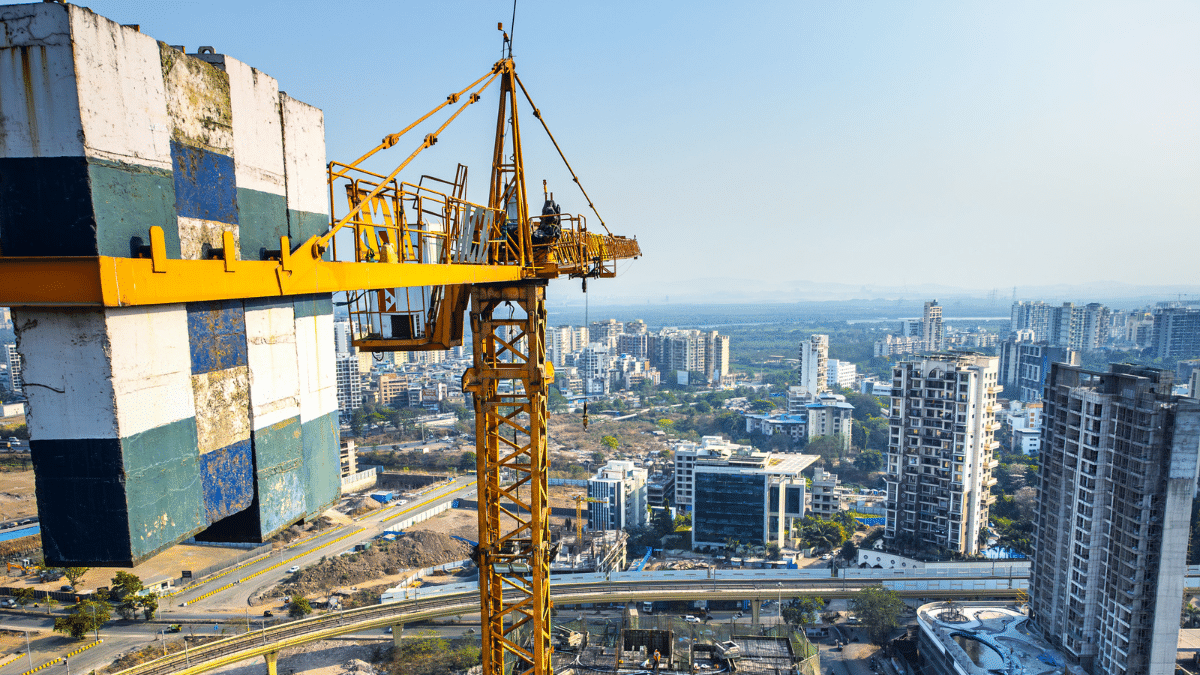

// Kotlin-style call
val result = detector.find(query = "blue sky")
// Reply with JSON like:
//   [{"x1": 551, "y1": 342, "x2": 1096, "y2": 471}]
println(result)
[{"x1": 86, "y1": 1, "x2": 1200, "y2": 302}]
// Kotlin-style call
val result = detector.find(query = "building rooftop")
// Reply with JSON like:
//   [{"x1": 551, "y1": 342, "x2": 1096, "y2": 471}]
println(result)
[{"x1": 917, "y1": 602, "x2": 1084, "y2": 675}]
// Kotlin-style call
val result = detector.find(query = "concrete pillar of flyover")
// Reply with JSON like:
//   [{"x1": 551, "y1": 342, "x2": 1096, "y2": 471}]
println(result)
[
  {"x1": 751, "y1": 599, "x2": 761, "y2": 625},
  {"x1": 264, "y1": 651, "x2": 280, "y2": 675},
  {"x1": 393, "y1": 624, "x2": 405, "y2": 648},
  {"x1": 0, "y1": 3, "x2": 340, "y2": 566}
]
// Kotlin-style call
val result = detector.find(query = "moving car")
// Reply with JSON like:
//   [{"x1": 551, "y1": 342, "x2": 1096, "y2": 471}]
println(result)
[
  {"x1": 288, "y1": 566, "x2": 300, "y2": 573},
  {"x1": 684, "y1": 615, "x2": 702, "y2": 624}
]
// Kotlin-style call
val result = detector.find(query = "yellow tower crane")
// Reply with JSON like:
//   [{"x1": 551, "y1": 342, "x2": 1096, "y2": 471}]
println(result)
[
  {"x1": 571, "y1": 494, "x2": 606, "y2": 543},
  {"x1": 0, "y1": 54, "x2": 638, "y2": 675}
]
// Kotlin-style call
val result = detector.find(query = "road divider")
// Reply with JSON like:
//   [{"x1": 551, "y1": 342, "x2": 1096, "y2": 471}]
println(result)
[
  {"x1": 0, "y1": 653, "x2": 22, "y2": 669},
  {"x1": 64, "y1": 639, "x2": 102, "y2": 658}
]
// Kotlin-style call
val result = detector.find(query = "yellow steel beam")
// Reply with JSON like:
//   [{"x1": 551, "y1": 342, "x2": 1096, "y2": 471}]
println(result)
[{"x1": 0, "y1": 251, "x2": 523, "y2": 308}]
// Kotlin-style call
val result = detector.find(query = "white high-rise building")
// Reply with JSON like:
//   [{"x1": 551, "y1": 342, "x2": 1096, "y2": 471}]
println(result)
[
  {"x1": 1031, "y1": 364, "x2": 1199, "y2": 675},
  {"x1": 587, "y1": 460, "x2": 648, "y2": 531},
  {"x1": 4, "y1": 344, "x2": 20, "y2": 394},
  {"x1": 578, "y1": 344, "x2": 612, "y2": 396},
  {"x1": 825, "y1": 359, "x2": 857, "y2": 390},
  {"x1": 334, "y1": 319, "x2": 353, "y2": 355},
  {"x1": 335, "y1": 353, "x2": 362, "y2": 414},
  {"x1": 922, "y1": 300, "x2": 944, "y2": 352},
  {"x1": 797, "y1": 335, "x2": 829, "y2": 394},
  {"x1": 884, "y1": 353, "x2": 999, "y2": 555}
]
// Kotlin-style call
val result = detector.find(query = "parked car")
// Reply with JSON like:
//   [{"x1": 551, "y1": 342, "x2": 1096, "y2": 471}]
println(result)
[
  {"x1": 60, "y1": 585, "x2": 73, "y2": 592},
  {"x1": 684, "y1": 615, "x2": 701, "y2": 624},
  {"x1": 263, "y1": 611, "x2": 274, "y2": 618}
]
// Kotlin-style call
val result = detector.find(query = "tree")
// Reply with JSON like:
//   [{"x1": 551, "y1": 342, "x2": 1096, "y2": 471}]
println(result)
[
  {"x1": 111, "y1": 571, "x2": 143, "y2": 598},
  {"x1": 748, "y1": 399, "x2": 776, "y2": 413},
  {"x1": 854, "y1": 449, "x2": 884, "y2": 473},
  {"x1": 766, "y1": 542, "x2": 782, "y2": 560},
  {"x1": 655, "y1": 419, "x2": 674, "y2": 432},
  {"x1": 44, "y1": 596, "x2": 58, "y2": 615},
  {"x1": 781, "y1": 597, "x2": 826, "y2": 627},
  {"x1": 63, "y1": 567, "x2": 88, "y2": 589},
  {"x1": 288, "y1": 595, "x2": 313, "y2": 618},
  {"x1": 53, "y1": 599, "x2": 109, "y2": 640},
  {"x1": 799, "y1": 517, "x2": 846, "y2": 551},
  {"x1": 601, "y1": 435, "x2": 619, "y2": 451},
  {"x1": 13, "y1": 588, "x2": 34, "y2": 608},
  {"x1": 850, "y1": 586, "x2": 905, "y2": 645},
  {"x1": 839, "y1": 540, "x2": 858, "y2": 561},
  {"x1": 140, "y1": 592, "x2": 159, "y2": 621},
  {"x1": 1013, "y1": 486, "x2": 1037, "y2": 521},
  {"x1": 350, "y1": 408, "x2": 366, "y2": 436}
]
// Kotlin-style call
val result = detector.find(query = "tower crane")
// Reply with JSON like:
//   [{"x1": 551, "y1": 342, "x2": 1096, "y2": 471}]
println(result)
[
  {"x1": 0, "y1": 39, "x2": 637, "y2": 675},
  {"x1": 571, "y1": 494, "x2": 606, "y2": 543}
]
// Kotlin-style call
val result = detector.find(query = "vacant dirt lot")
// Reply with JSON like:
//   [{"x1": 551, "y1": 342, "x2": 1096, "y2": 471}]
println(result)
[{"x1": 0, "y1": 469, "x2": 36, "y2": 522}]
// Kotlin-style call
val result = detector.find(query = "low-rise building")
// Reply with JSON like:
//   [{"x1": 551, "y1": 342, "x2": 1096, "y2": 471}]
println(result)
[
  {"x1": 743, "y1": 413, "x2": 807, "y2": 443},
  {"x1": 916, "y1": 602, "x2": 1083, "y2": 675},
  {"x1": 805, "y1": 392, "x2": 854, "y2": 451},
  {"x1": 645, "y1": 473, "x2": 675, "y2": 508},
  {"x1": 339, "y1": 440, "x2": 357, "y2": 478},
  {"x1": 688, "y1": 447, "x2": 818, "y2": 549},
  {"x1": 809, "y1": 468, "x2": 840, "y2": 518}
]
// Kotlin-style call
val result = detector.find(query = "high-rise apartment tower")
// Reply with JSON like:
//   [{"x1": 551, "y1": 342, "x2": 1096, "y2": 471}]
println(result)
[
  {"x1": 797, "y1": 334, "x2": 829, "y2": 394},
  {"x1": 885, "y1": 353, "x2": 999, "y2": 555}
]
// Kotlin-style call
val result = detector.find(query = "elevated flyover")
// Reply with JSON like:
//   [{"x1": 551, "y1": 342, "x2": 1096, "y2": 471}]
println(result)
[{"x1": 114, "y1": 565, "x2": 1029, "y2": 675}]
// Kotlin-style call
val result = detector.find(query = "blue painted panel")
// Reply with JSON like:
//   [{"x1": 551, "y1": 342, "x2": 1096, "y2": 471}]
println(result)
[
  {"x1": 186, "y1": 300, "x2": 248, "y2": 374},
  {"x1": 171, "y1": 141, "x2": 238, "y2": 224},
  {"x1": 0, "y1": 525, "x2": 39, "y2": 542},
  {"x1": 199, "y1": 439, "x2": 254, "y2": 523}
]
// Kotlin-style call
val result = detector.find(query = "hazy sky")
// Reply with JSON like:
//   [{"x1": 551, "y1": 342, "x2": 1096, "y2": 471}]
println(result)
[{"x1": 86, "y1": 1, "x2": 1200, "y2": 301}]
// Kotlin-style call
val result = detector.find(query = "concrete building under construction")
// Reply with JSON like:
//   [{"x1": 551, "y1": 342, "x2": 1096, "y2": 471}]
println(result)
[{"x1": 1030, "y1": 363, "x2": 1200, "y2": 675}]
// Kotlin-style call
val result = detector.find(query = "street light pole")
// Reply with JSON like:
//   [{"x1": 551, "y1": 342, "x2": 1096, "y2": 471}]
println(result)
[{"x1": 24, "y1": 630, "x2": 32, "y2": 671}]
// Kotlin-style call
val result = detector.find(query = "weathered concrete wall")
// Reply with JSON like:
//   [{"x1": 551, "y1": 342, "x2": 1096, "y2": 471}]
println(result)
[{"x1": 1, "y1": 4, "x2": 337, "y2": 565}]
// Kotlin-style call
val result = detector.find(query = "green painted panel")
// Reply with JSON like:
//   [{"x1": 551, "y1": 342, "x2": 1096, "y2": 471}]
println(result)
[
  {"x1": 121, "y1": 417, "x2": 206, "y2": 564},
  {"x1": 237, "y1": 187, "x2": 287, "y2": 261},
  {"x1": 287, "y1": 209, "x2": 329, "y2": 259},
  {"x1": 301, "y1": 411, "x2": 340, "y2": 515},
  {"x1": 254, "y1": 415, "x2": 302, "y2": 472},
  {"x1": 293, "y1": 294, "x2": 333, "y2": 319},
  {"x1": 88, "y1": 160, "x2": 181, "y2": 259}
]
